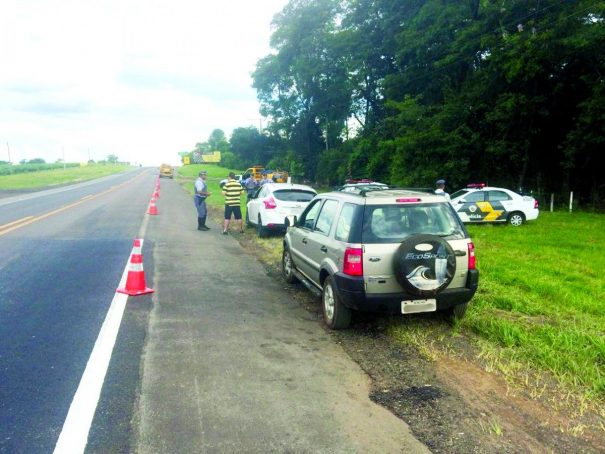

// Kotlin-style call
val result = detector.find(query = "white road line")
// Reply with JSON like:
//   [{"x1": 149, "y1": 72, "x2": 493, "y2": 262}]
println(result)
[{"x1": 53, "y1": 236, "x2": 150, "y2": 454}]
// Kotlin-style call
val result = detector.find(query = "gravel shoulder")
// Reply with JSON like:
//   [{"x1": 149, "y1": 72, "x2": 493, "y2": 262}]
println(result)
[{"x1": 218, "y1": 213, "x2": 605, "y2": 454}]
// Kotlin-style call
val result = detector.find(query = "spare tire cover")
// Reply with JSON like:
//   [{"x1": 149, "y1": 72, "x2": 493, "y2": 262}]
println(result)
[{"x1": 393, "y1": 234, "x2": 456, "y2": 297}]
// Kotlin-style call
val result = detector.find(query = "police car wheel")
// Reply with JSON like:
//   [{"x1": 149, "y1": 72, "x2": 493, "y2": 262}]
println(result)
[
  {"x1": 508, "y1": 212, "x2": 525, "y2": 227},
  {"x1": 393, "y1": 234, "x2": 457, "y2": 298}
]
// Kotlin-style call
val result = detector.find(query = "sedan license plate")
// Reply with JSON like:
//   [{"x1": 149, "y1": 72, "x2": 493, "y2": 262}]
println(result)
[{"x1": 401, "y1": 299, "x2": 436, "y2": 314}]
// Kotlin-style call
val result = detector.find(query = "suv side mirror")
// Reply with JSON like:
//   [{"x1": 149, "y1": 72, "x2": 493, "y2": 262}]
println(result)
[{"x1": 285, "y1": 215, "x2": 298, "y2": 228}]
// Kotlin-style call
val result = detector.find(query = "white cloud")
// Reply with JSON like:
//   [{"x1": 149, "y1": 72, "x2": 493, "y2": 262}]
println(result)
[{"x1": 0, "y1": 0, "x2": 287, "y2": 166}]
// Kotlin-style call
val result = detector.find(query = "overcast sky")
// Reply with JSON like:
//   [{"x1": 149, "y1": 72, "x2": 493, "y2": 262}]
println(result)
[{"x1": 0, "y1": 0, "x2": 288, "y2": 166}]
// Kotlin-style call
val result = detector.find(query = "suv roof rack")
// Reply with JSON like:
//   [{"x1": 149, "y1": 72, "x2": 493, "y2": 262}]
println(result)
[{"x1": 354, "y1": 187, "x2": 434, "y2": 197}]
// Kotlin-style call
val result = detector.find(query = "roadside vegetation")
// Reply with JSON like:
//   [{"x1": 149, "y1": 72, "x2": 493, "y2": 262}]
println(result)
[
  {"x1": 180, "y1": 1, "x2": 604, "y2": 211},
  {"x1": 0, "y1": 164, "x2": 132, "y2": 190},
  {"x1": 390, "y1": 213, "x2": 605, "y2": 412}
]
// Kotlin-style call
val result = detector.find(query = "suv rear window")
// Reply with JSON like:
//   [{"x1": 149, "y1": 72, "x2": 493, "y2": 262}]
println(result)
[
  {"x1": 362, "y1": 203, "x2": 465, "y2": 243},
  {"x1": 273, "y1": 189, "x2": 316, "y2": 202}
]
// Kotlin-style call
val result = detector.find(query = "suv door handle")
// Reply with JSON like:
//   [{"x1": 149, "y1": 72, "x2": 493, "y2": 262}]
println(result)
[
  {"x1": 320, "y1": 246, "x2": 328, "y2": 253},
  {"x1": 454, "y1": 250, "x2": 466, "y2": 256},
  {"x1": 302, "y1": 238, "x2": 308, "y2": 244}
]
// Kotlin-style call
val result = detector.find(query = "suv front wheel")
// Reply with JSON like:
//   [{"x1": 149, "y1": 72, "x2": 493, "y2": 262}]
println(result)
[{"x1": 322, "y1": 276, "x2": 351, "y2": 330}]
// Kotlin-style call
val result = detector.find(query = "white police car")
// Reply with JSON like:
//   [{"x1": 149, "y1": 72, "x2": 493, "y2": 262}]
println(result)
[{"x1": 450, "y1": 184, "x2": 539, "y2": 226}]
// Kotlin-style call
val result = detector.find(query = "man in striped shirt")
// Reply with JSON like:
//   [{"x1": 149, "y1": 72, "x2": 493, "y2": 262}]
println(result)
[{"x1": 221, "y1": 172, "x2": 245, "y2": 235}]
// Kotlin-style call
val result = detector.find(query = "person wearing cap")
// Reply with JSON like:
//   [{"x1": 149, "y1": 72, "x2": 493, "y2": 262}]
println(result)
[
  {"x1": 194, "y1": 170, "x2": 211, "y2": 231},
  {"x1": 244, "y1": 173, "x2": 259, "y2": 201},
  {"x1": 435, "y1": 179, "x2": 451, "y2": 201}
]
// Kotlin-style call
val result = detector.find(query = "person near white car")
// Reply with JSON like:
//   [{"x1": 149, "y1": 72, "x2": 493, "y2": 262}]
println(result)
[{"x1": 434, "y1": 179, "x2": 451, "y2": 201}]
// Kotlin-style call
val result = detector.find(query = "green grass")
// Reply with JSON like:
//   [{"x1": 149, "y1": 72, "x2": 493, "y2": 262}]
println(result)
[
  {"x1": 389, "y1": 212, "x2": 605, "y2": 401},
  {"x1": 0, "y1": 164, "x2": 132, "y2": 189},
  {"x1": 177, "y1": 164, "x2": 246, "y2": 209}
]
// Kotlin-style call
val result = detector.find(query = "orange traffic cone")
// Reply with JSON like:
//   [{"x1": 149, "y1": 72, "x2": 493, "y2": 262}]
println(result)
[
  {"x1": 117, "y1": 239, "x2": 154, "y2": 296},
  {"x1": 148, "y1": 197, "x2": 158, "y2": 215},
  {"x1": 153, "y1": 188, "x2": 160, "y2": 199}
]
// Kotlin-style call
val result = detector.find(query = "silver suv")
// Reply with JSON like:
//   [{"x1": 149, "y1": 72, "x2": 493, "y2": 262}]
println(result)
[{"x1": 282, "y1": 189, "x2": 479, "y2": 329}]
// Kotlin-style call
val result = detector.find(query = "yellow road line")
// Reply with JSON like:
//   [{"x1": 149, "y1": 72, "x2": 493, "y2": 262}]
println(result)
[
  {"x1": 0, "y1": 216, "x2": 34, "y2": 232},
  {"x1": 0, "y1": 171, "x2": 149, "y2": 238}
]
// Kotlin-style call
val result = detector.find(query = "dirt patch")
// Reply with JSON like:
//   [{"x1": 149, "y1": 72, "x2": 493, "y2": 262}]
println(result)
[{"x1": 215, "y1": 210, "x2": 604, "y2": 453}]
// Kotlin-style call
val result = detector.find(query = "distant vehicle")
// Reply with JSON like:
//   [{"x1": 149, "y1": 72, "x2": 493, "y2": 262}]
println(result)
[
  {"x1": 450, "y1": 184, "x2": 539, "y2": 226},
  {"x1": 159, "y1": 163, "x2": 173, "y2": 179},
  {"x1": 243, "y1": 166, "x2": 289, "y2": 183},
  {"x1": 282, "y1": 189, "x2": 478, "y2": 329},
  {"x1": 246, "y1": 183, "x2": 317, "y2": 237},
  {"x1": 337, "y1": 179, "x2": 389, "y2": 193}
]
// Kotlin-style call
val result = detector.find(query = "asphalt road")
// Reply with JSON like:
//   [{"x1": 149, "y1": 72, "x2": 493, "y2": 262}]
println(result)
[
  {"x1": 0, "y1": 169, "x2": 428, "y2": 453},
  {"x1": 0, "y1": 168, "x2": 155, "y2": 453}
]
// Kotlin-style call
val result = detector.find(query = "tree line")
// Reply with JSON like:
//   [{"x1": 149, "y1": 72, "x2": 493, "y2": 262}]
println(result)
[{"x1": 195, "y1": 0, "x2": 605, "y2": 208}]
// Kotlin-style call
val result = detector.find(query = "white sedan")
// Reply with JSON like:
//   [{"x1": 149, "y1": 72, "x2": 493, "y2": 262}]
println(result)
[
  {"x1": 450, "y1": 184, "x2": 539, "y2": 226},
  {"x1": 246, "y1": 183, "x2": 317, "y2": 237}
]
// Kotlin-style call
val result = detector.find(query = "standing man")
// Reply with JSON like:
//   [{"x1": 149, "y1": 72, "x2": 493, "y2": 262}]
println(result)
[
  {"x1": 194, "y1": 170, "x2": 211, "y2": 231},
  {"x1": 222, "y1": 172, "x2": 245, "y2": 235},
  {"x1": 435, "y1": 179, "x2": 451, "y2": 201},
  {"x1": 244, "y1": 173, "x2": 259, "y2": 202}
]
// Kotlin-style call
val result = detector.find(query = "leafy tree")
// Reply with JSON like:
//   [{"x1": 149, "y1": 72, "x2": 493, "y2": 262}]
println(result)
[
  {"x1": 208, "y1": 129, "x2": 230, "y2": 152},
  {"x1": 107, "y1": 154, "x2": 119, "y2": 164}
]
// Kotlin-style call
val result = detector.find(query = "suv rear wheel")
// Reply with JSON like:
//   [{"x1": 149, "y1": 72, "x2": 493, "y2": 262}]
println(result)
[
  {"x1": 282, "y1": 248, "x2": 299, "y2": 284},
  {"x1": 322, "y1": 276, "x2": 351, "y2": 329},
  {"x1": 445, "y1": 302, "x2": 468, "y2": 322}
]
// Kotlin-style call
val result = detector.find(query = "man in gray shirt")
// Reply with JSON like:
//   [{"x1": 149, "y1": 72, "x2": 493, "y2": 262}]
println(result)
[{"x1": 194, "y1": 170, "x2": 211, "y2": 230}]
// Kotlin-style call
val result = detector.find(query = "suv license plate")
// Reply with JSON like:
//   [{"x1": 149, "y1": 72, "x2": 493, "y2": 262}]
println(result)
[{"x1": 401, "y1": 299, "x2": 437, "y2": 314}]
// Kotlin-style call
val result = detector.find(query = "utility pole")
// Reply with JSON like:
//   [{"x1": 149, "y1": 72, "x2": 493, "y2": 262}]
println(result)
[
  {"x1": 248, "y1": 118, "x2": 264, "y2": 134},
  {"x1": 6, "y1": 142, "x2": 10, "y2": 163},
  {"x1": 62, "y1": 147, "x2": 66, "y2": 170}
]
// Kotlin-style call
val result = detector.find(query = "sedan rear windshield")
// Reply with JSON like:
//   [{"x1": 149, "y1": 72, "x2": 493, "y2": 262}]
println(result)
[
  {"x1": 362, "y1": 203, "x2": 466, "y2": 243},
  {"x1": 273, "y1": 189, "x2": 316, "y2": 202}
]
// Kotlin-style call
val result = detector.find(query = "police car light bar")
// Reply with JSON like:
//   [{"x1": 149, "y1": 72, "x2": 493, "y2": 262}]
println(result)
[{"x1": 467, "y1": 183, "x2": 486, "y2": 188}]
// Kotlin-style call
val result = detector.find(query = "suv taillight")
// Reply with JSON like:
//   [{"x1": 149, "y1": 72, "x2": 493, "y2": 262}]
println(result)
[
  {"x1": 534, "y1": 199, "x2": 539, "y2": 209},
  {"x1": 468, "y1": 242, "x2": 476, "y2": 270},
  {"x1": 343, "y1": 248, "x2": 363, "y2": 276},
  {"x1": 263, "y1": 197, "x2": 277, "y2": 209}
]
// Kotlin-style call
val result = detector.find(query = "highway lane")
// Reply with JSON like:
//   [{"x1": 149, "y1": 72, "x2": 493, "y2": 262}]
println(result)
[
  {"x1": 0, "y1": 169, "x2": 144, "y2": 229},
  {"x1": 0, "y1": 168, "x2": 156, "y2": 453}
]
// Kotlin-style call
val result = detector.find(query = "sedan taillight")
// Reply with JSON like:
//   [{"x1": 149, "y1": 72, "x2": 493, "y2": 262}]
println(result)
[
  {"x1": 263, "y1": 197, "x2": 277, "y2": 209},
  {"x1": 343, "y1": 248, "x2": 363, "y2": 276},
  {"x1": 534, "y1": 199, "x2": 539, "y2": 209},
  {"x1": 468, "y1": 242, "x2": 476, "y2": 270}
]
